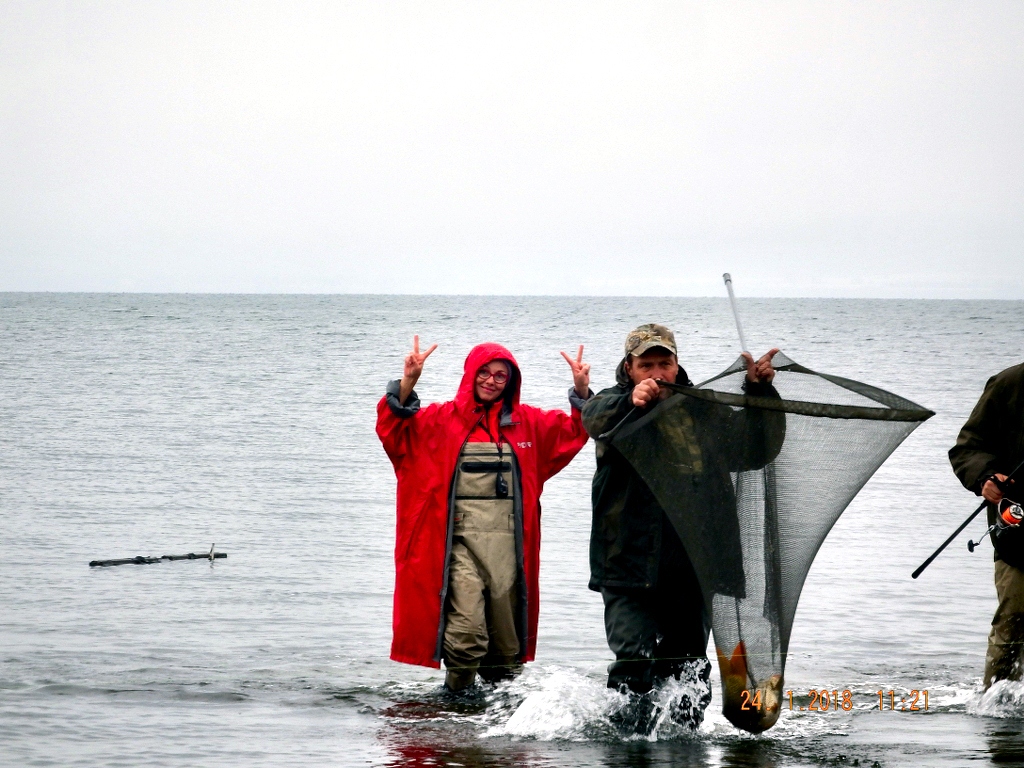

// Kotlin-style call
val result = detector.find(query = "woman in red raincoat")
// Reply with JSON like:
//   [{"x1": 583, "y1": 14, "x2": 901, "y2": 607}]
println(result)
[{"x1": 376, "y1": 337, "x2": 591, "y2": 690}]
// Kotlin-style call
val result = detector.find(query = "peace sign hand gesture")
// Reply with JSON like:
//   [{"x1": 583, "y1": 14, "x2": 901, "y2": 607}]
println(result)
[
  {"x1": 404, "y1": 335, "x2": 437, "y2": 380},
  {"x1": 742, "y1": 348, "x2": 780, "y2": 384},
  {"x1": 400, "y1": 335, "x2": 437, "y2": 404},
  {"x1": 560, "y1": 345, "x2": 591, "y2": 399}
]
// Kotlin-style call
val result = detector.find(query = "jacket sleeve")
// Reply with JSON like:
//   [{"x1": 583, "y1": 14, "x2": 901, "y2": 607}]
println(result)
[
  {"x1": 533, "y1": 388, "x2": 592, "y2": 482},
  {"x1": 376, "y1": 379, "x2": 423, "y2": 471},
  {"x1": 720, "y1": 380, "x2": 787, "y2": 471},
  {"x1": 581, "y1": 386, "x2": 635, "y2": 440},
  {"x1": 949, "y1": 373, "x2": 1007, "y2": 493}
]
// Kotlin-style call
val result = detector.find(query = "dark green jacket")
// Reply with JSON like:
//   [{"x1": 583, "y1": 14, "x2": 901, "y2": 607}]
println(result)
[
  {"x1": 582, "y1": 372, "x2": 782, "y2": 592},
  {"x1": 949, "y1": 362, "x2": 1024, "y2": 563}
]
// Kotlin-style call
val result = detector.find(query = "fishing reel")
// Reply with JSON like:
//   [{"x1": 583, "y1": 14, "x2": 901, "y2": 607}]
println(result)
[{"x1": 968, "y1": 498, "x2": 1024, "y2": 552}]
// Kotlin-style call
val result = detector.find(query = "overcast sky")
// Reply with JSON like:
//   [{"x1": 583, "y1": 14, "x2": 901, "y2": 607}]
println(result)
[{"x1": 2, "y1": 1, "x2": 1022, "y2": 297}]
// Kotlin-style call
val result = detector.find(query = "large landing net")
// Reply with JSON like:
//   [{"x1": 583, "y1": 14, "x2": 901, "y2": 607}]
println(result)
[{"x1": 608, "y1": 352, "x2": 933, "y2": 732}]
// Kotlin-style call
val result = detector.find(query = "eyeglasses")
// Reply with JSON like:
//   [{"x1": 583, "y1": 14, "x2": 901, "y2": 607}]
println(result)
[{"x1": 476, "y1": 368, "x2": 509, "y2": 384}]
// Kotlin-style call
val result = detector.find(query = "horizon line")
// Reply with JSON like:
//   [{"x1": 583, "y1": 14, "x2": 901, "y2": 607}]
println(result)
[{"x1": 1, "y1": 290, "x2": 1022, "y2": 301}]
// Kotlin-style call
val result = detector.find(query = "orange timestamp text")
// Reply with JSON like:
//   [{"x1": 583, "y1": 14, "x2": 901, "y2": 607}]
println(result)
[{"x1": 740, "y1": 689, "x2": 930, "y2": 712}]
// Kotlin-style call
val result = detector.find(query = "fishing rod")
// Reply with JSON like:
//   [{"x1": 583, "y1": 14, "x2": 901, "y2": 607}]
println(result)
[
  {"x1": 89, "y1": 544, "x2": 225, "y2": 567},
  {"x1": 912, "y1": 460, "x2": 1024, "y2": 579},
  {"x1": 968, "y1": 498, "x2": 1024, "y2": 552}
]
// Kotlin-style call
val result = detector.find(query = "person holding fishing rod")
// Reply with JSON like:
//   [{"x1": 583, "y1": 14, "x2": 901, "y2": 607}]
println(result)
[
  {"x1": 579, "y1": 323, "x2": 782, "y2": 730},
  {"x1": 376, "y1": 336, "x2": 592, "y2": 692},
  {"x1": 949, "y1": 362, "x2": 1024, "y2": 690}
]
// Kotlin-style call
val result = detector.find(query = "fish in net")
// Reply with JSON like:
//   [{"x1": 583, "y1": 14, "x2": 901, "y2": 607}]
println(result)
[{"x1": 605, "y1": 351, "x2": 933, "y2": 733}]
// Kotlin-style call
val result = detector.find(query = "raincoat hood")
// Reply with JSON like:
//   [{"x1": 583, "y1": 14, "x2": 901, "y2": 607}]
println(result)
[{"x1": 455, "y1": 343, "x2": 522, "y2": 415}]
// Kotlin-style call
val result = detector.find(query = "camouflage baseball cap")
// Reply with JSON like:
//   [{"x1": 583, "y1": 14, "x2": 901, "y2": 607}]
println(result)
[{"x1": 624, "y1": 323, "x2": 677, "y2": 357}]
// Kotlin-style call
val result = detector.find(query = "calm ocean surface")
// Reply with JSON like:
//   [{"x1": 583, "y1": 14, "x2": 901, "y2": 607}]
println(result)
[{"x1": 2, "y1": 293, "x2": 1024, "y2": 767}]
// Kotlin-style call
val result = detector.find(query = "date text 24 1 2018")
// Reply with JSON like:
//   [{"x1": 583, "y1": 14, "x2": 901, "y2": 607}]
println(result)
[{"x1": 740, "y1": 689, "x2": 929, "y2": 712}]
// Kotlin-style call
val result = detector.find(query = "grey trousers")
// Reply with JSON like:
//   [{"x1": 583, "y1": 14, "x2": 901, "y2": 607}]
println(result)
[
  {"x1": 601, "y1": 518, "x2": 709, "y2": 694},
  {"x1": 985, "y1": 559, "x2": 1024, "y2": 689}
]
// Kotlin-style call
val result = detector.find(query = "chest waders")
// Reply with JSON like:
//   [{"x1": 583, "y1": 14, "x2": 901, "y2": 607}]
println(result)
[{"x1": 442, "y1": 440, "x2": 525, "y2": 691}]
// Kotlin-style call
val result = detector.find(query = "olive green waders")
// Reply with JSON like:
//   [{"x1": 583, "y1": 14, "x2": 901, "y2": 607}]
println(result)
[
  {"x1": 985, "y1": 559, "x2": 1024, "y2": 689},
  {"x1": 443, "y1": 442, "x2": 523, "y2": 690}
]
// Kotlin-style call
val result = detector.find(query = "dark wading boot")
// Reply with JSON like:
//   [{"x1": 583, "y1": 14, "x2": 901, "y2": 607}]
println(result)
[
  {"x1": 607, "y1": 670, "x2": 661, "y2": 738},
  {"x1": 477, "y1": 661, "x2": 523, "y2": 686},
  {"x1": 608, "y1": 658, "x2": 713, "y2": 736},
  {"x1": 666, "y1": 658, "x2": 713, "y2": 729},
  {"x1": 443, "y1": 667, "x2": 478, "y2": 695},
  {"x1": 610, "y1": 689, "x2": 660, "y2": 737}
]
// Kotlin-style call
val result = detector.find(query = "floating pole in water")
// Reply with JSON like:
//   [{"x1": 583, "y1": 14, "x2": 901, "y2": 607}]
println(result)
[{"x1": 89, "y1": 544, "x2": 226, "y2": 567}]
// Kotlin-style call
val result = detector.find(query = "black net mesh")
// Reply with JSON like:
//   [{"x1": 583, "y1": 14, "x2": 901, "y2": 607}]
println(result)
[{"x1": 606, "y1": 352, "x2": 933, "y2": 732}]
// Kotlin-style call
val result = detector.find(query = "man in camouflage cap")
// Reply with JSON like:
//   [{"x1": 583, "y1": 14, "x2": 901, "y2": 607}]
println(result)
[
  {"x1": 581, "y1": 323, "x2": 778, "y2": 731},
  {"x1": 624, "y1": 323, "x2": 678, "y2": 357}
]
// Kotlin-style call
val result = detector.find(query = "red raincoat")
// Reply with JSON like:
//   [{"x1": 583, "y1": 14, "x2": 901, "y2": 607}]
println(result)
[{"x1": 376, "y1": 343, "x2": 589, "y2": 668}]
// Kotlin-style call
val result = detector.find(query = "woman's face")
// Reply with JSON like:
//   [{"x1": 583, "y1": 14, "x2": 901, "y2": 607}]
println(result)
[{"x1": 474, "y1": 360, "x2": 510, "y2": 403}]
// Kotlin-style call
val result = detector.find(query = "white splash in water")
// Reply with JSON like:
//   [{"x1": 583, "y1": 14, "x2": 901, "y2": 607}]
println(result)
[
  {"x1": 482, "y1": 666, "x2": 615, "y2": 740},
  {"x1": 924, "y1": 681, "x2": 977, "y2": 711},
  {"x1": 968, "y1": 679, "x2": 1024, "y2": 718},
  {"x1": 479, "y1": 663, "x2": 714, "y2": 741}
]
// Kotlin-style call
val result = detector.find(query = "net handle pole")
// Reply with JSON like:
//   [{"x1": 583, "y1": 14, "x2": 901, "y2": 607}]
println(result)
[
  {"x1": 722, "y1": 273, "x2": 749, "y2": 354},
  {"x1": 912, "y1": 456, "x2": 1024, "y2": 579}
]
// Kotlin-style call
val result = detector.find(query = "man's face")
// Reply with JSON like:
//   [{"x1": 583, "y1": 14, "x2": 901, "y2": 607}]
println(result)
[
  {"x1": 625, "y1": 348, "x2": 678, "y2": 386},
  {"x1": 474, "y1": 360, "x2": 510, "y2": 403}
]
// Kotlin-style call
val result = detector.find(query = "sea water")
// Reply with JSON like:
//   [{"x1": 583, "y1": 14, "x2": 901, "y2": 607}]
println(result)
[{"x1": 2, "y1": 293, "x2": 1023, "y2": 767}]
